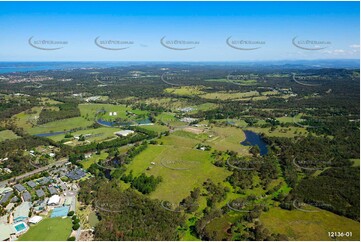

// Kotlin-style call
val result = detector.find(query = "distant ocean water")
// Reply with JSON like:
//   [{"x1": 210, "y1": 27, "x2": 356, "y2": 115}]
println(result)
[
  {"x1": 0, "y1": 60, "x2": 358, "y2": 74},
  {"x1": 0, "y1": 62, "x2": 130, "y2": 74}
]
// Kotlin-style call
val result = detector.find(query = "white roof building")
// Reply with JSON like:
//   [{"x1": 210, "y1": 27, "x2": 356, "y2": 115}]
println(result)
[
  {"x1": 47, "y1": 195, "x2": 60, "y2": 205},
  {"x1": 29, "y1": 216, "x2": 43, "y2": 224},
  {"x1": 114, "y1": 130, "x2": 135, "y2": 137}
]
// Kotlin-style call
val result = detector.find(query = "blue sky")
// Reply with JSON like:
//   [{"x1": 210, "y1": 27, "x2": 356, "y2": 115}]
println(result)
[{"x1": 0, "y1": 1, "x2": 359, "y2": 61}]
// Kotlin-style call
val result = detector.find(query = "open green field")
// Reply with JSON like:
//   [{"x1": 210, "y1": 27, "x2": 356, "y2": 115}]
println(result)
[
  {"x1": 164, "y1": 86, "x2": 206, "y2": 96},
  {"x1": 79, "y1": 103, "x2": 148, "y2": 120},
  {"x1": 0, "y1": 129, "x2": 20, "y2": 141},
  {"x1": 126, "y1": 144, "x2": 231, "y2": 204},
  {"x1": 248, "y1": 126, "x2": 308, "y2": 138},
  {"x1": 12, "y1": 106, "x2": 43, "y2": 130},
  {"x1": 277, "y1": 113, "x2": 303, "y2": 123},
  {"x1": 81, "y1": 151, "x2": 109, "y2": 169},
  {"x1": 200, "y1": 91, "x2": 259, "y2": 100},
  {"x1": 160, "y1": 131, "x2": 202, "y2": 148},
  {"x1": 205, "y1": 78, "x2": 257, "y2": 85},
  {"x1": 49, "y1": 127, "x2": 119, "y2": 143},
  {"x1": 204, "y1": 213, "x2": 243, "y2": 240},
  {"x1": 38, "y1": 97, "x2": 63, "y2": 105},
  {"x1": 19, "y1": 217, "x2": 72, "y2": 241},
  {"x1": 351, "y1": 159, "x2": 360, "y2": 167},
  {"x1": 260, "y1": 207, "x2": 360, "y2": 241},
  {"x1": 28, "y1": 117, "x2": 93, "y2": 135},
  {"x1": 145, "y1": 98, "x2": 193, "y2": 111},
  {"x1": 139, "y1": 124, "x2": 169, "y2": 133},
  {"x1": 205, "y1": 126, "x2": 249, "y2": 155}
]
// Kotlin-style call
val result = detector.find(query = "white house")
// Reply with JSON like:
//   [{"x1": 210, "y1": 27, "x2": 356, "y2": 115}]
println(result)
[
  {"x1": 114, "y1": 130, "x2": 135, "y2": 137},
  {"x1": 47, "y1": 195, "x2": 60, "y2": 206},
  {"x1": 29, "y1": 216, "x2": 43, "y2": 224}
]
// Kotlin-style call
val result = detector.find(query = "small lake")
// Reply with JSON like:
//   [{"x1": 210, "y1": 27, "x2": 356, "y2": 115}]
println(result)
[
  {"x1": 34, "y1": 131, "x2": 66, "y2": 137},
  {"x1": 97, "y1": 118, "x2": 152, "y2": 127},
  {"x1": 241, "y1": 130, "x2": 268, "y2": 156}
]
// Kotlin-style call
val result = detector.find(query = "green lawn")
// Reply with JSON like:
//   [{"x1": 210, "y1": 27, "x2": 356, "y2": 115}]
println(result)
[
  {"x1": 19, "y1": 217, "x2": 72, "y2": 241},
  {"x1": 49, "y1": 127, "x2": 120, "y2": 143},
  {"x1": 139, "y1": 124, "x2": 169, "y2": 133},
  {"x1": 126, "y1": 144, "x2": 231, "y2": 204},
  {"x1": 0, "y1": 130, "x2": 20, "y2": 142},
  {"x1": 164, "y1": 86, "x2": 206, "y2": 96},
  {"x1": 28, "y1": 117, "x2": 93, "y2": 135},
  {"x1": 81, "y1": 151, "x2": 109, "y2": 170},
  {"x1": 79, "y1": 103, "x2": 148, "y2": 120},
  {"x1": 260, "y1": 207, "x2": 360, "y2": 241},
  {"x1": 12, "y1": 106, "x2": 43, "y2": 130},
  {"x1": 205, "y1": 126, "x2": 249, "y2": 155},
  {"x1": 351, "y1": 159, "x2": 360, "y2": 167},
  {"x1": 248, "y1": 126, "x2": 308, "y2": 138}
]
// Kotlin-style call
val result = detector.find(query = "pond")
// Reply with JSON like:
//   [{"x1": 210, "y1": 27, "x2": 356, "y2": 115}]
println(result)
[
  {"x1": 97, "y1": 118, "x2": 152, "y2": 127},
  {"x1": 241, "y1": 130, "x2": 268, "y2": 156},
  {"x1": 34, "y1": 131, "x2": 66, "y2": 137}
]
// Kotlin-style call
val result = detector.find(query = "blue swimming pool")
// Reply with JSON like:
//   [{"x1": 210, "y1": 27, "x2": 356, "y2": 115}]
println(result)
[
  {"x1": 14, "y1": 222, "x2": 28, "y2": 233},
  {"x1": 51, "y1": 206, "x2": 70, "y2": 218}
]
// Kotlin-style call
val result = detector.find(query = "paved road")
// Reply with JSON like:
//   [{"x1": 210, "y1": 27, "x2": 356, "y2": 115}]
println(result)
[{"x1": 0, "y1": 157, "x2": 68, "y2": 187}]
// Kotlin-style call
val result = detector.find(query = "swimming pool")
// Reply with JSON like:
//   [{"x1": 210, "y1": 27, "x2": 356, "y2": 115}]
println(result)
[
  {"x1": 51, "y1": 206, "x2": 70, "y2": 218},
  {"x1": 14, "y1": 222, "x2": 28, "y2": 234}
]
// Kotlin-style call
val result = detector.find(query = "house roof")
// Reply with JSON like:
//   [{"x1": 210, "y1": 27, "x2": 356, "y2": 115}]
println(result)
[
  {"x1": 48, "y1": 187, "x2": 57, "y2": 195},
  {"x1": 0, "y1": 224, "x2": 16, "y2": 241},
  {"x1": 14, "y1": 184, "x2": 26, "y2": 192},
  {"x1": 0, "y1": 187, "x2": 13, "y2": 195},
  {"x1": 29, "y1": 216, "x2": 43, "y2": 224},
  {"x1": 13, "y1": 202, "x2": 31, "y2": 220},
  {"x1": 66, "y1": 169, "x2": 86, "y2": 180},
  {"x1": 39, "y1": 177, "x2": 51, "y2": 185},
  {"x1": 22, "y1": 191, "x2": 31, "y2": 202},
  {"x1": 26, "y1": 181, "x2": 37, "y2": 188},
  {"x1": 48, "y1": 195, "x2": 60, "y2": 205},
  {"x1": 36, "y1": 189, "x2": 45, "y2": 197},
  {"x1": 0, "y1": 192, "x2": 13, "y2": 204}
]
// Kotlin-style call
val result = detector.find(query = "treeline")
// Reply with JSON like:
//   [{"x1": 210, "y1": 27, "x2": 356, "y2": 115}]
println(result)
[
  {"x1": 121, "y1": 172, "x2": 162, "y2": 194},
  {"x1": 37, "y1": 102, "x2": 80, "y2": 124},
  {"x1": 73, "y1": 133, "x2": 148, "y2": 153},
  {"x1": 286, "y1": 166, "x2": 360, "y2": 221},
  {"x1": 77, "y1": 178, "x2": 183, "y2": 240}
]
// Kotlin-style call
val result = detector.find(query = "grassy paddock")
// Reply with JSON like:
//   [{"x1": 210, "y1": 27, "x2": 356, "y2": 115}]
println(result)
[
  {"x1": 260, "y1": 207, "x2": 360, "y2": 241},
  {"x1": 126, "y1": 144, "x2": 231, "y2": 204},
  {"x1": 0, "y1": 130, "x2": 20, "y2": 142},
  {"x1": 19, "y1": 217, "x2": 72, "y2": 241}
]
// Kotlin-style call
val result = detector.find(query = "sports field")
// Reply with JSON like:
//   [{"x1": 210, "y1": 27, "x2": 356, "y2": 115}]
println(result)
[{"x1": 18, "y1": 217, "x2": 72, "y2": 241}]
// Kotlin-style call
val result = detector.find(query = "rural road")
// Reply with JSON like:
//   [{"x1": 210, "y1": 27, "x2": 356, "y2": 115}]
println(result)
[{"x1": 0, "y1": 157, "x2": 68, "y2": 187}]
